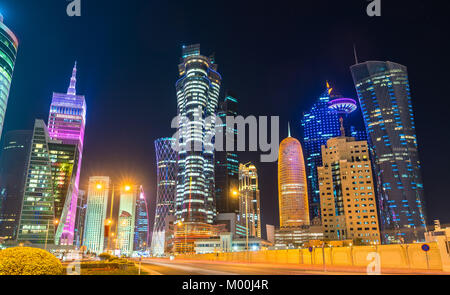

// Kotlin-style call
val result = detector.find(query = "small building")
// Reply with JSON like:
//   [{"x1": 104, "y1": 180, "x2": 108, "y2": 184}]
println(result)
[
  {"x1": 194, "y1": 232, "x2": 270, "y2": 254},
  {"x1": 274, "y1": 225, "x2": 324, "y2": 249}
]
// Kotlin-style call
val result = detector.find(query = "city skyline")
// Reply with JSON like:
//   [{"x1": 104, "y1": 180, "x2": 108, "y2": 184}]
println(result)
[{"x1": 0, "y1": 1, "x2": 449, "y2": 246}]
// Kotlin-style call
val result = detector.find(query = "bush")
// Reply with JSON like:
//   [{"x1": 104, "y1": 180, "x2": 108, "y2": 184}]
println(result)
[{"x1": 0, "y1": 247, "x2": 63, "y2": 275}]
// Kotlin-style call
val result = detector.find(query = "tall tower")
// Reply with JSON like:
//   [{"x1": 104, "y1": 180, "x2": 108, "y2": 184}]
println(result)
[
  {"x1": 278, "y1": 125, "x2": 310, "y2": 228},
  {"x1": 83, "y1": 176, "x2": 110, "y2": 254},
  {"x1": 17, "y1": 120, "x2": 56, "y2": 244},
  {"x1": 0, "y1": 14, "x2": 19, "y2": 140},
  {"x1": 215, "y1": 91, "x2": 239, "y2": 214},
  {"x1": 238, "y1": 163, "x2": 261, "y2": 238},
  {"x1": 350, "y1": 61, "x2": 426, "y2": 243},
  {"x1": 151, "y1": 138, "x2": 177, "y2": 256},
  {"x1": 134, "y1": 186, "x2": 149, "y2": 252},
  {"x1": 0, "y1": 130, "x2": 32, "y2": 241},
  {"x1": 117, "y1": 185, "x2": 137, "y2": 256},
  {"x1": 47, "y1": 62, "x2": 87, "y2": 245},
  {"x1": 174, "y1": 44, "x2": 221, "y2": 253}
]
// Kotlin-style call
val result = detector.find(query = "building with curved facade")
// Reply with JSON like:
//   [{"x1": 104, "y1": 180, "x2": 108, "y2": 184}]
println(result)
[
  {"x1": 151, "y1": 137, "x2": 177, "y2": 256},
  {"x1": 278, "y1": 127, "x2": 309, "y2": 228},
  {"x1": 0, "y1": 14, "x2": 19, "y2": 140}
]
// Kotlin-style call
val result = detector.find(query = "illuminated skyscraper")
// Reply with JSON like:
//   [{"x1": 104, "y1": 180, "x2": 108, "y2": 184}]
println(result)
[
  {"x1": 117, "y1": 185, "x2": 137, "y2": 256},
  {"x1": 278, "y1": 125, "x2": 309, "y2": 228},
  {"x1": 0, "y1": 130, "x2": 32, "y2": 241},
  {"x1": 74, "y1": 190, "x2": 87, "y2": 248},
  {"x1": 174, "y1": 44, "x2": 221, "y2": 253},
  {"x1": 151, "y1": 138, "x2": 177, "y2": 256},
  {"x1": 0, "y1": 14, "x2": 18, "y2": 140},
  {"x1": 47, "y1": 62, "x2": 86, "y2": 245},
  {"x1": 134, "y1": 186, "x2": 149, "y2": 252},
  {"x1": 83, "y1": 176, "x2": 110, "y2": 254},
  {"x1": 350, "y1": 61, "x2": 426, "y2": 243},
  {"x1": 215, "y1": 92, "x2": 239, "y2": 214},
  {"x1": 17, "y1": 120, "x2": 56, "y2": 244},
  {"x1": 238, "y1": 163, "x2": 261, "y2": 238}
]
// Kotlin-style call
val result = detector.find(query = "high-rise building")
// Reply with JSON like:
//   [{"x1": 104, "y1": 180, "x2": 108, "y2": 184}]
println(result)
[
  {"x1": 215, "y1": 92, "x2": 239, "y2": 214},
  {"x1": 318, "y1": 131, "x2": 381, "y2": 244},
  {"x1": 134, "y1": 186, "x2": 149, "y2": 252},
  {"x1": 174, "y1": 44, "x2": 221, "y2": 253},
  {"x1": 0, "y1": 14, "x2": 19, "y2": 140},
  {"x1": 151, "y1": 137, "x2": 177, "y2": 256},
  {"x1": 350, "y1": 61, "x2": 427, "y2": 243},
  {"x1": 74, "y1": 190, "x2": 86, "y2": 248},
  {"x1": 238, "y1": 162, "x2": 261, "y2": 238},
  {"x1": 17, "y1": 120, "x2": 56, "y2": 244},
  {"x1": 47, "y1": 62, "x2": 86, "y2": 245},
  {"x1": 278, "y1": 126, "x2": 310, "y2": 228},
  {"x1": 117, "y1": 185, "x2": 137, "y2": 256},
  {"x1": 0, "y1": 130, "x2": 32, "y2": 241},
  {"x1": 83, "y1": 176, "x2": 110, "y2": 254}
]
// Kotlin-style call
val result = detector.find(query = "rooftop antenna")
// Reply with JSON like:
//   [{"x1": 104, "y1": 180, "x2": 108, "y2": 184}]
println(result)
[
  {"x1": 288, "y1": 122, "x2": 291, "y2": 137},
  {"x1": 353, "y1": 44, "x2": 359, "y2": 64}
]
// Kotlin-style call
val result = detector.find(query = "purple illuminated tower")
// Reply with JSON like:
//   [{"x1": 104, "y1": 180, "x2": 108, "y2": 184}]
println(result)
[{"x1": 48, "y1": 62, "x2": 87, "y2": 245}]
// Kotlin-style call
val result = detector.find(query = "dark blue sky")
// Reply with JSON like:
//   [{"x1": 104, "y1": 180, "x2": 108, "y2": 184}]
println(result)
[{"x1": 1, "y1": 0, "x2": 449, "y2": 237}]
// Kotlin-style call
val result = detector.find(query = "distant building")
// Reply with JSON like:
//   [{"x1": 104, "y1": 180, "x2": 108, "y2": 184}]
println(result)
[
  {"x1": 278, "y1": 126, "x2": 309, "y2": 228},
  {"x1": 318, "y1": 128, "x2": 381, "y2": 245},
  {"x1": 117, "y1": 185, "x2": 138, "y2": 256},
  {"x1": 215, "y1": 92, "x2": 239, "y2": 214},
  {"x1": 274, "y1": 225, "x2": 323, "y2": 248},
  {"x1": 17, "y1": 120, "x2": 56, "y2": 244},
  {"x1": 215, "y1": 213, "x2": 247, "y2": 238},
  {"x1": 0, "y1": 130, "x2": 32, "y2": 241},
  {"x1": 134, "y1": 186, "x2": 149, "y2": 252},
  {"x1": 151, "y1": 138, "x2": 177, "y2": 256},
  {"x1": 83, "y1": 176, "x2": 110, "y2": 254},
  {"x1": 266, "y1": 224, "x2": 275, "y2": 245},
  {"x1": 194, "y1": 232, "x2": 270, "y2": 254},
  {"x1": 0, "y1": 14, "x2": 19, "y2": 139},
  {"x1": 238, "y1": 163, "x2": 261, "y2": 238},
  {"x1": 350, "y1": 61, "x2": 426, "y2": 243},
  {"x1": 74, "y1": 190, "x2": 87, "y2": 248}
]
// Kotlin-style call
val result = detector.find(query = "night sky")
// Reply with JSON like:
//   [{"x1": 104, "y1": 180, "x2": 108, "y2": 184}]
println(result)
[{"x1": 1, "y1": 0, "x2": 449, "y2": 239}]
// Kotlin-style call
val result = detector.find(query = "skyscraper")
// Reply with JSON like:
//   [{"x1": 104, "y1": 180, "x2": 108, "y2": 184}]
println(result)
[
  {"x1": 74, "y1": 190, "x2": 87, "y2": 248},
  {"x1": 134, "y1": 186, "x2": 149, "y2": 252},
  {"x1": 238, "y1": 163, "x2": 261, "y2": 238},
  {"x1": 215, "y1": 92, "x2": 239, "y2": 214},
  {"x1": 117, "y1": 185, "x2": 137, "y2": 256},
  {"x1": 174, "y1": 44, "x2": 221, "y2": 253},
  {"x1": 350, "y1": 61, "x2": 426, "y2": 243},
  {"x1": 318, "y1": 130, "x2": 380, "y2": 244},
  {"x1": 47, "y1": 62, "x2": 86, "y2": 245},
  {"x1": 0, "y1": 14, "x2": 19, "y2": 140},
  {"x1": 0, "y1": 130, "x2": 32, "y2": 241},
  {"x1": 278, "y1": 125, "x2": 309, "y2": 228},
  {"x1": 17, "y1": 120, "x2": 56, "y2": 244},
  {"x1": 151, "y1": 137, "x2": 177, "y2": 256},
  {"x1": 83, "y1": 176, "x2": 110, "y2": 254}
]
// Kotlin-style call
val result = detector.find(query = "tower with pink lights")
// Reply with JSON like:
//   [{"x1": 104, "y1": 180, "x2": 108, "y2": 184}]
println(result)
[{"x1": 48, "y1": 62, "x2": 86, "y2": 245}]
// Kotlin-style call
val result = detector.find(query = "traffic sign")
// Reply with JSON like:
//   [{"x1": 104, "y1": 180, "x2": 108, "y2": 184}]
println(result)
[
  {"x1": 308, "y1": 247, "x2": 313, "y2": 252},
  {"x1": 421, "y1": 244, "x2": 430, "y2": 252}
]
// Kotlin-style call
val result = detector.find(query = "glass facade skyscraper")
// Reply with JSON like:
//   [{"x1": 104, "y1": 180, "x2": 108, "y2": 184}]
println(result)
[
  {"x1": 17, "y1": 120, "x2": 56, "y2": 244},
  {"x1": 151, "y1": 137, "x2": 177, "y2": 256},
  {"x1": 350, "y1": 61, "x2": 426, "y2": 243},
  {"x1": 174, "y1": 44, "x2": 221, "y2": 253},
  {"x1": 117, "y1": 185, "x2": 137, "y2": 256},
  {"x1": 0, "y1": 14, "x2": 18, "y2": 140},
  {"x1": 134, "y1": 186, "x2": 149, "y2": 252},
  {"x1": 215, "y1": 92, "x2": 239, "y2": 214},
  {"x1": 47, "y1": 62, "x2": 86, "y2": 245},
  {"x1": 0, "y1": 130, "x2": 32, "y2": 241},
  {"x1": 238, "y1": 163, "x2": 261, "y2": 238}
]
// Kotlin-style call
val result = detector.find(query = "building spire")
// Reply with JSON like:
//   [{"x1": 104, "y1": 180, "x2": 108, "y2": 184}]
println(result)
[
  {"x1": 339, "y1": 117, "x2": 346, "y2": 137},
  {"x1": 67, "y1": 61, "x2": 77, "y2": 95},
  {"x1": 288, "y1": 122, "x2": 291, "y2": 137},
  {"x1": 353, "y1": 44, "x2": 359, "y2": 64}
]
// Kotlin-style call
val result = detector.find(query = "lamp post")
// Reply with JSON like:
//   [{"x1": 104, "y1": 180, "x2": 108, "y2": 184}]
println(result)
[
  {"x1": 232, "y1": 189, "x2": 249, "y2": 252},
  {"x1": 44, "y1": 219, "x2": 59, "y2": 251}
]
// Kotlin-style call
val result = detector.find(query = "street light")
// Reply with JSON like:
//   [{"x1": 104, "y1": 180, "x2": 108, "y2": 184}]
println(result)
[
  {"x1": 231, "y1": 189, "x2": 249, "y2": 252},
  {"x1": 44, "y1": 218, "x2": 59, "y2": 251}
]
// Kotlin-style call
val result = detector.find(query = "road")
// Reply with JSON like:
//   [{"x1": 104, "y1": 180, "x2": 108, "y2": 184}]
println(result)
[{"x1": 138, "y1": 258, "x2": 367, "y2": 275}]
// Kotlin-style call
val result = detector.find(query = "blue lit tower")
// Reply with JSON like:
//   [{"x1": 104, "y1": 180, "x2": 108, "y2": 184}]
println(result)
[
  {"x1": 301, "y1": 83, "x2": 341, "y2": 220},
  {"x1": 174, "y1": 44, "x2": 221, "y2": 253},
  {"x1": 350, "y1": 61, "x2": 426, "y2": 243},
  {"x1": 0, "y1": 14, "x2": 18, "y2": 140},
  {"x1": 151, "y1": 138, "x2": 177, "y2": 256}
]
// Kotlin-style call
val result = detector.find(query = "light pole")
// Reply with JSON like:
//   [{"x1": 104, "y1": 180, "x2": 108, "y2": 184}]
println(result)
[
  {"x1": 232, "y1": 189, "x2": 248, "y2": 252},
  {"x1": 44, "y1": 219, "x2": 59, "y2": 251}
]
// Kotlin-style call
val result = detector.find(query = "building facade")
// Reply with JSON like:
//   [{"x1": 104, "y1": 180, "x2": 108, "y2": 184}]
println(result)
[
  {"x1": 174, "y1": 44, "x2": 221, "y2": 253},
  {"x1": 274, "y1": 225, "x2": 323, "y2": 248},
  {"x1": 17, "y1": 120, "x2": 56, "y2": 244},
  {"x1": 350, "y1": 61, "x2": 426, "y2": 243},
  {"x1": 117, "y1": 185, "x2": 137, "y2": 256},
  {"x1": 278, "y1": 128, "x2": 310, "y2": 228},
  {"x1": 0, "y1": 14, "x2": 18, "y2": 140},
  {"x1": 238, "y1": 163, "x2": 261, "y2": 238},
  {"x1": 0, "y1": 130, "x2": 32, "y2": 241},
  {"x1": 215, "y1": 92, "x2": 239, "y2": 214},
  {"x1": 134, "y1": 186, "x2": 149, "y2": 252},
  {"x1": 74, "y1": 189, "x2": 86, "y2": 248},
  {"x1": 318, "y1": 135, "x2": 381, "y2": 244},
  {"x1": 83, "y1": 176, "x2": 110, "y2": 254},
  {"x1": 47, "y1": 62, "x2": 86, "y2": 245},
  {"x1": 151, "y1": 137, "x2": 177, "y2": 256}
]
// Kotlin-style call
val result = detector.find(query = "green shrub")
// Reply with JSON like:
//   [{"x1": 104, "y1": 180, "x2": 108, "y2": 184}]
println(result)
[{"x1": 0, "y1": 247, "x2": 63, "y2": 275}]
